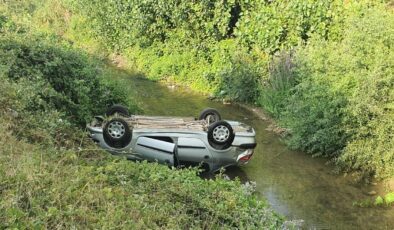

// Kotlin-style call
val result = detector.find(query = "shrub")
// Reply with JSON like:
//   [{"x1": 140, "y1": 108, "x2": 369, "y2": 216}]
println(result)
[
  {"x1": 0, "y1": 35, "x2": 130, "y2": 126},
  {"x1": 216, "y1": 58, "x2": 261, "y2": 103},
  {"x1": 235, "y1": 0, "x2": 344, "y2": 53},
  {"x1": 281, "y1": 4, "x2": 394, "y2": 176},
  {"x1": 0, "y1": 14, "x2": 6, "y2": 30},
  {"x1": 281, "y1": 78, "x2": 348, "y2": 156},
  {"x1": 71, "y1": 0, "x2": 238, "y2": 50},
  {"x1": 337, "y1": 6, "x2": 394, "y2": 177}
]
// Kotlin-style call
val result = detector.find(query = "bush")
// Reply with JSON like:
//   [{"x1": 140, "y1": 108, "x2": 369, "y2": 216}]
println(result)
[
  {"x1": 0, "y1": 35, "x2": 130, "y2": 126},
  {"x1": 281, "y1": 5, "x2": 394, "y2": 176},
  {"x1": 124, "y1": 37, "x2": 262, "y2": 102},
  {"x1": 71, "y1": 0, "x2": 237, "y2": 50},
  {"x1": 3, "y1": 73, "x2": 90, "y2": 149},
  {"x1": 216, "y1": 58, "x2": 261, "y2": 103},
  {"x1": 235, "y1": 0, "x2": 344, "y2": 53},
  {"x1": 0, "y1": 14, "x2": 6, "y2": 30},
  {"x1": 281, "y1": 78, "x2": 348, "y2": 156},
  {"x1": 337, "y1": 6, "x2": 394, "y2": 177}
]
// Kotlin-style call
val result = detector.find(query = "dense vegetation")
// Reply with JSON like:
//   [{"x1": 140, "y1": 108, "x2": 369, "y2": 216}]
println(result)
[
  {"x1": 1, "y1": 0, "x2": 393, "y2": 226},
  {"x1": 0, "y1": 36, "x2": 131, "y2": 126},
  {"x1": 0, "y1": 2, "x2": 286, "y2": 228},
  {"x1": 59, "y1": 0, "x2": 393, "y2": 179},
  {"x1": 3, "y1": 1, "x2": 392, "y2": 178},
  {"x1": 283, "y1": 6, "x2": 394, "y2": 178}
]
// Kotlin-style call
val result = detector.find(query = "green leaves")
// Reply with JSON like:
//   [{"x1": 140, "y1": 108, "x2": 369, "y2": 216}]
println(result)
[
  {"x1": 278, "y1": 4, "x2": 394, "y2": 178},
  {"x1": 235, "y1": 0, "x2": 344, "y2": 53},
  {"x1": 0, "y1": 35, "x2": 129, "y2": 126},
  {"x1": 72, "y1": 0, "x2": 237, "y2": 50}
]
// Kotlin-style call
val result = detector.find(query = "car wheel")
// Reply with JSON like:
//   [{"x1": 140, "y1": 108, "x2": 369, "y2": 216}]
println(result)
[
  {"x1": 103, "y1": 118, "x2": 132, "y2": 148},
  {"x1": 199, "y1": 108, "x2": 221, "y2": 125},
  {"x1": 106, "y1": 104, "x2": 130, "y2": 117},
  {"x1": 207, "y1": 121, "x2": 234, "y2": 150}
]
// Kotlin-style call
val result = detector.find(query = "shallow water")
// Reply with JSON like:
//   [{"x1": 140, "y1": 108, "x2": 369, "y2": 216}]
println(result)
[{"x1": 115, "y1": 70, "x2": 394, "y2": 229}]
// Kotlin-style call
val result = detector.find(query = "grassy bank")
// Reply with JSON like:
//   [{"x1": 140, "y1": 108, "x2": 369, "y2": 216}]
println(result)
[{"x1": 0, "y1": 3, "x2": 286, "y2": 228}]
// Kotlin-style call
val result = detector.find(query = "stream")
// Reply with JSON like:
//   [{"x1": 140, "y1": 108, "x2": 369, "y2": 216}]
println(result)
[{"x1": 114, "y1": 69, "x2": 394, "y2": 229}]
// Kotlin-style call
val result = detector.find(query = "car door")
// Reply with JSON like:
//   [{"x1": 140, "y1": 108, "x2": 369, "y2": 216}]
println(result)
[
  {"x1": 133, "y1": 136, "x2": 175, "y2": 165},
  {"x1": 176, "y1": 137, "x2": 213, "y2": 170}
]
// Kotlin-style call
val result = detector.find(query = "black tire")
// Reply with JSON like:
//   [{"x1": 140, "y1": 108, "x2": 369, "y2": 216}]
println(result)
[
  {"x1": 106, "y1": 104, "x2": 130, "y2": 117},
  {"x1": 207, "y1": 121, "x2": 234, "y2": 150},
  {"x1": 199, "y1": 108, "x2": 221, "y2": 124},
  {"x1": 103, "y1": 118, "x2": 132, "y2": 148}
]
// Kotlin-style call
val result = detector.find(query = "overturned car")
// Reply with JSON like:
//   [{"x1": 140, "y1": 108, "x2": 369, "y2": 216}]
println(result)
[{"x1": 87, "y1": 105, "x2": 256, "y2": 172}]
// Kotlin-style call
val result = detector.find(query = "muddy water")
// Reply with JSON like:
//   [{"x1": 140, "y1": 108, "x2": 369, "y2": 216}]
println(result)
[{"x1": 116, "y1": 71, "x2": 394, "y2": 229}]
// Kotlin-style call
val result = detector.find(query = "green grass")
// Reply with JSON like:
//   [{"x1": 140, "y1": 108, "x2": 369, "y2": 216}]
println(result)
[{"x1": 0, "y1": 126, "x2": 284, "y2": 228}]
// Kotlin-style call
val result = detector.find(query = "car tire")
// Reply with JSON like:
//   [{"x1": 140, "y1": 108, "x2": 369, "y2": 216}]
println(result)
[
  {"x1": 207, "y1": 121, "x2": 234, "y2": 150},
  {"x1": 199, "y1": 108, "x2": 221, "y2": 125},
  {"x1": 103, "y1": 118, "x2": 132, "y2": 148},
  {"x1": 106, "y1": 104, "x2": 130, "y2": 117}
]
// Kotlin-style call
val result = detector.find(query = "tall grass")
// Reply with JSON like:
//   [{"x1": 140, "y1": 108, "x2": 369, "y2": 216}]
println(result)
[{"x1": 259, "y1": 52, "x2": 296, "y2": 118}]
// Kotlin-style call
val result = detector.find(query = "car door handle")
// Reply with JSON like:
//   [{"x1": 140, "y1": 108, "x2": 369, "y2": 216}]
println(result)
[{"x1": 204, "y1": 155, "x2": 210, "y2": 159}]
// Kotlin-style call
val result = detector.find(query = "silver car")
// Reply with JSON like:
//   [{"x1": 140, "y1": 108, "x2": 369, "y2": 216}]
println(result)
[{"x1": 87, "y1": 105, "x2": 256, "y2": 172}]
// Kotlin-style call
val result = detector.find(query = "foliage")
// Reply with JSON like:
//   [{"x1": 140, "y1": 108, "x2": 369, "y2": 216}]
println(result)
[
  {"x1": 0, "y1": 73, "x2": 78, "y2": 147},
  {"x1": 124, "y1": 37, "x2": 262, "y2": 101},
  {"x1": 335, "y1": 6, "x2": 394, "y2": 177},
  {"x1": 70, "y1": 0, "x2": 237, "y2": 50},
  {"x1": 281, "y1": 5, "x2": 394, "y2": 176},
  {"x1": 374, "y1": 193, "x2": 394, "y2": 207},
  {"x1": 212, "y1": 40, "x2": 262, "y2": 102},
  {"x1": 67, "y1": 0, "x2": 352, "y2": 103},
  {"x1": 281, "y1": 78, "x2": 348, "y2": 157},
  {"x1": 235, "y1": 0, "x2": 345, "y2": 53},
  {"x1": 0, "y1": 146, "x2": 284, "y2": 228},
  {"x1": 0, "y1": 14, "x2": 6, "y2": 30},
  {"x1": 384, "y1": 193, "x2": 394, "y2": 206},
  {"x1": 0, "y1": 34, "x2": 131, "y2": 126},
  {"x1": 374, "y1": 196, "x2": 384, "y2": 206}
]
